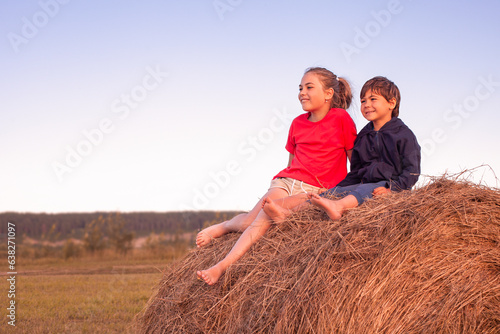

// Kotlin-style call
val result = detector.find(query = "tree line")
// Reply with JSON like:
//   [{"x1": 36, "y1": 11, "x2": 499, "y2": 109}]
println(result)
[{"x1": 0, "y1": 211, "x2": 242, "y2": 240}]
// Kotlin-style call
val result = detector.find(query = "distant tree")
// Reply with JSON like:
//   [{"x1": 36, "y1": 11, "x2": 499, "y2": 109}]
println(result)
[
  {"x1": 83, "y1": 216, "x2": 106, "y2": 254},
  {"x1": 144, "y1": 232, "x2": 161, "y2": 252},
  {"x1": 107, "y1": 212, "x2": 134, "y2": 256},
  {"x1": 62, "y1": 239, "x2": 82, "y2": 260},
  {"x1": 42, "y1": 223, "x2": 60, "y2": 242},
  {"x1": 0, "y1": 210, "x2": 243, "y2": 239},
  {"x1": 201, "y1": 211, "x2": 232, "y2": 229}
]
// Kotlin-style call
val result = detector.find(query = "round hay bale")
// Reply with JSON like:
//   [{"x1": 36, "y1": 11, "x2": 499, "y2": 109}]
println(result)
[{"x1": 135, "y1": 178, "x2": 500, "y2": 333}]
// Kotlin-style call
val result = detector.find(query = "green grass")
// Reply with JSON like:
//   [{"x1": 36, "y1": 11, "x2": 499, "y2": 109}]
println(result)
[
  {"x1": 0, "y1": 248, "x2": 188, "y2": 333},
  {"x1": 4, "y1": 272, "x2": 162, "y2": 333}
]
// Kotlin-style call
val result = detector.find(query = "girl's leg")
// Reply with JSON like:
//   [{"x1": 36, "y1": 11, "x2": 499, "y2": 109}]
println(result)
[
  {"x1": 263, "y1": 180, "x2": 325, "y2": 222},
  {"x1": 196, "y1": 212, "x2": 249, "y2": 247},
  {"x1": 197, "y1": 209, "x2": 274, "y2": 285},
  {"x1": 262, "y1": 193, "x2": 310, "y2": 222},
  {"x1": 196, "y1": 187, "x2": 288, "y2": 247}
]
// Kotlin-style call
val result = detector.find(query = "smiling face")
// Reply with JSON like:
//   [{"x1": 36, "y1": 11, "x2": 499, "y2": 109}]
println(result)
[
  {"x1": 360, "y1": 89, "x2": 396, "y2": 131},
  {"x1": 298, "y1": 72, "x2": 333, "y2": 115}
]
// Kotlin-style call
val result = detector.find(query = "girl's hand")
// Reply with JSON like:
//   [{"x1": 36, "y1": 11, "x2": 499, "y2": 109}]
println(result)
[{"x1": 373, "y1": 187, "x2": 391, "y2": 196}]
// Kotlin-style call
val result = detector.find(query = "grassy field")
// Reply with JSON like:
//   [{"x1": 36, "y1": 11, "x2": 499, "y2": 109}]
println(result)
[{"x1": 1, "y1": 249, "x2": 186, "y2": 333}]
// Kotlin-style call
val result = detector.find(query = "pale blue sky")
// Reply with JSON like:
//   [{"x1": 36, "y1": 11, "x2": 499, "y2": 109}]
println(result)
[{"x1": 1, "y1": 0, "x2": 499, "y2": 213}]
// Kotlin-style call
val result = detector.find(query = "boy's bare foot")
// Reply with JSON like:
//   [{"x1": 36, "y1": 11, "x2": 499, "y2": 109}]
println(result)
[
  {"x1": 196, "y1": 265, "x2": 224, "y2": 285},
  {"x1": 196, "y1": 223, "x2": 227, "y2": 248},
  {"x1": 262, "y1": 197, "x2": 289, "y2": 223},
  {"x1": 309, "y1": 193, "x2": 343, "y2": 220}
]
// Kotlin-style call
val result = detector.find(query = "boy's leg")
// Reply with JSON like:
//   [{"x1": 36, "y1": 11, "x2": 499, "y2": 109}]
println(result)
[
  {"x1": 341, "y1": 181, "x2": 388, "y2": 205},
  {"x1": 311, "y1": 181, "x2": 388, "y2": 220},
  {"x1": 196, "y1": 187, "x2": 288, "y2": 247},
  {"x1": 197, "y1": 209, "x2": 274, "y2": 285},
  {"x1": 309, "y1": 193, "x2": 358, "y2": 220}
]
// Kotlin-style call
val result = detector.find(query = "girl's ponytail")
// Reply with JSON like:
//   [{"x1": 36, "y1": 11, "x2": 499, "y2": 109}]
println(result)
[
  {"x1": 304, "y1": 67, "x2": 353, "y2": 110},
  {"x1": 335, "y1": 77, "x2": 352, "y2": 110}
]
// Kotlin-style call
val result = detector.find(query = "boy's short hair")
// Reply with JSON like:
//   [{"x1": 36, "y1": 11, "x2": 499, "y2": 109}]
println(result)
[{"x1": 361, "y1": 76, "x2": 401, "y2": 118}]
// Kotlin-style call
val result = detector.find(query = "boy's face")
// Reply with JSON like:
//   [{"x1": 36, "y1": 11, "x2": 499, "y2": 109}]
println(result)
[{"x1": 360, "y1": 90, "x2": 395, "y2": 130}]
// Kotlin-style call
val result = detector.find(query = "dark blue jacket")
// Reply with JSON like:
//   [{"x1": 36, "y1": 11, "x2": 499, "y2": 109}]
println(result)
[{"x1": 337, "y1": 117, "x2": 421, "y2": 191}]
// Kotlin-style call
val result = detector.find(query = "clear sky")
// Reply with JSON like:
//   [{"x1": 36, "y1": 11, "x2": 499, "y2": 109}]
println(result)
[{"x1": 2, "y1": 0, "x2": 499, "y2": 213}]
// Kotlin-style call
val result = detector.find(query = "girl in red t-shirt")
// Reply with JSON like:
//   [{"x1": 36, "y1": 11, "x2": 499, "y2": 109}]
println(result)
[{"x1": 196, "y1": 67, "x2": 357, "y2": 285}]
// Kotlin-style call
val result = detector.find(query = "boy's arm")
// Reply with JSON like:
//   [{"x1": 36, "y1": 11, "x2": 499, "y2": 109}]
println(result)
[
  {"x1": 287, "y1": 154, "x2": 294, "y2": 167},
  {"x1": 390, "y1": 135, "x2": 421, "y2": 191}
]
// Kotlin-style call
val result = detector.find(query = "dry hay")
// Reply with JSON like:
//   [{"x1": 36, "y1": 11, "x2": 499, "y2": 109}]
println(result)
[{"x1": 136, "y1": 177, "x2": 500, "y2": 333}]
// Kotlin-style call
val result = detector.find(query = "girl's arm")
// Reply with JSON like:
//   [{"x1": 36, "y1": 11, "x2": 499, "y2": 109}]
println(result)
[
  {"x1": 346, "y1": 149, "x2": 353, "y2": 163},
  {"x1": 287, "y1": 154, "x2": 294, "y2": 167}
]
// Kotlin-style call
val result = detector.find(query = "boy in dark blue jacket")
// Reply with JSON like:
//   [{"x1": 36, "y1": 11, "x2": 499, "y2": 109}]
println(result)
[{"x1": 263, "y1": 76, "x2": 421, "y2": 221}]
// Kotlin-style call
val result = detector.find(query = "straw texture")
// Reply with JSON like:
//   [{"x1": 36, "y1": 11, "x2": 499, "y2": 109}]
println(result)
[{"x1": 136, "y1": 177, "x2": 500, "y2": 333}]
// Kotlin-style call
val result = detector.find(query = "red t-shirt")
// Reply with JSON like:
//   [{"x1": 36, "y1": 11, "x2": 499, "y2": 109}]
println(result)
[{"x1": 274, "y1": 108, "x2": 357, "y2": 189}]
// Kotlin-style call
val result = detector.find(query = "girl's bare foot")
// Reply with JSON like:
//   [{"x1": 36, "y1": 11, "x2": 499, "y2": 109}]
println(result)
[
  {"x1": 262, "y1": 197, "x2": 289, "y2": 223},
  {"x1": 309, "y1": 193, "x2": 343, "y2": 220},
  {"x1": 197, "y1": 265, "x2": 224, "y2": 285},
  {"x1": 196, "y1": 223, "x2": 227, "y2": 248}
]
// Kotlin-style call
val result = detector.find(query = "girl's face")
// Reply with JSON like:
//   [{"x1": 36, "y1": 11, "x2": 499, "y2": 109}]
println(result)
[
  {"x1": 298, "y1": 72, "x2": 333, "y2": 113},
  {"x1": 360, "y1": 89, "x2": 395, "y2": 130}
]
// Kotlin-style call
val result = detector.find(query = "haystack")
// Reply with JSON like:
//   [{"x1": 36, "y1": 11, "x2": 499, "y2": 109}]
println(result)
[{"x1": 136, "y1": 177, "x2": 500, "y2": 333}]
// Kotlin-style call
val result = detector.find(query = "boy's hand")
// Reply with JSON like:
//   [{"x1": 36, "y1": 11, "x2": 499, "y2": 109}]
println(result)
[{"x1": 373, "y1": 187, "x2": 391, "y2": 196}]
